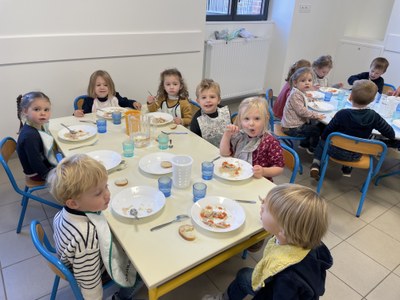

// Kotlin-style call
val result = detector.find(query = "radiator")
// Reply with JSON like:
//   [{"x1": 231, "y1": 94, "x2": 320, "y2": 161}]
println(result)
[{"x1": 203, "y1": 37, "x2": 269, "y2": 100}]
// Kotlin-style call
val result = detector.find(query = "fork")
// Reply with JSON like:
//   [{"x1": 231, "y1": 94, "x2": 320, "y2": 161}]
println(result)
[
  {"x1": 61, "y1": 123, "x2": 77, "y2": 135},
  {"x1": 68, "y1": 140, "x2": 98, "y2": 150},
  {"x1": 161, "y1": 131, "x2": 188, "y2": 135}
]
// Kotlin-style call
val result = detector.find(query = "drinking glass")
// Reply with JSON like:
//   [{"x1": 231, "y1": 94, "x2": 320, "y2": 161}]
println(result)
[
  {"x1": 122, "y1": 139, "x2": 134, "y2": 157},
  {"x1": 96, "y1": 119, "x2": 107, "y2": 133},
  {"x1": 158, "y1": 133, "x2": 169, "y2": 150},
  {"x1": 193, "y1": 182, "x2": 207, "y2": 202},
  {"x1": 112, "y1": 111, "x2": 122, "y2": 125},
  {"x1": 158, "y1": 176, "x2": 172, "y2": 197},
  {"x1": 201, "y1": 161, "x2": 214, "y2": 180},
  {"x1": 324, "y1": 92, "x2": 333, "y2": 102}
]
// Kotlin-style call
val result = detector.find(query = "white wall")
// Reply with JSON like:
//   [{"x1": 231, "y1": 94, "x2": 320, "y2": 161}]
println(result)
[{"x1": 0, "y1": 0, "x2": 206, "y2": 139}]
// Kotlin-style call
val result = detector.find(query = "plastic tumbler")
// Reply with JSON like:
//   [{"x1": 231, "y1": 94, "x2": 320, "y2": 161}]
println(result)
[
  {"x1": 158, "y1": 133, "x2": 169, "y2": 150},
  {"x1": 193, "y1": 182, "x2": 207, "y2": 202},
  {"x1": 122, "y1": 139, "x2": 134, "y2": 157},
  {"x1": 201, "y1": 161, "x2": 214, "y2": 180},
  {"x1": 112, "y1": 111, "x2": 122, "y2": 125},
  {"x1": 96, "y1": 119, "x2": 107, "y2": 133},
  {"x1": 158, "y1": 176, "x2": 172, "y2": 197},
  {"x1": 171, "y1": 155, "x2": 193, "y2": 189},
  {"x1": 324, "y1": 92, "x2": 333, "y2": 102}
]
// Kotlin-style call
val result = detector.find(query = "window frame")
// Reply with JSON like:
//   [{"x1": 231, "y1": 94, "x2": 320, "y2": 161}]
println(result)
[{"x1": 206, "y1": 0, "x2": 269, "y2": 22}]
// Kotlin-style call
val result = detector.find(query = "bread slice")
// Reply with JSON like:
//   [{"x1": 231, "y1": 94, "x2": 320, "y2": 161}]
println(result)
[
  {"x1": 179, "y1": 224, "x2": 196, "y2": 241},
  {"x1": 114, "y1": 178, "x2": 128, "y2": 186},
  {"x1": 170, "y1": 123, "x2": 177, "y2": 130},
  {"x1": 160, "y1": 161, "x2": 172, "y2": 168}
]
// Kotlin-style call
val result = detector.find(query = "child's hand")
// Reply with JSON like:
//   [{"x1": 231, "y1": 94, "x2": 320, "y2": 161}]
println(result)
[
  {"x1": 147, "y1": 95, "x2": 155, "y2": 104},
  {"x1": 224, "y1": 124, "x2": 239, "y2": 136},
  {"x1": 73, "y1": 110, "x2": 84, "y2": 117},
  {"x1": 133, "y1": 102, "x2": 142, "y2": 110},
  {"x1": 317, "y1": 114, "x2": 326, "y2": 121},
  {"x1": 173, "y1": 117, "x2": 182, "y2": 125},
  {"x1": 253, "y1": 165, "x2": 264, "y2": 179}
]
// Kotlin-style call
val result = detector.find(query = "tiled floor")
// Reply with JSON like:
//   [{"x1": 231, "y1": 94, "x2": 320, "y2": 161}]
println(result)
[{"x1": 1, "y1": 115, "x2": 400, "y2": 299}]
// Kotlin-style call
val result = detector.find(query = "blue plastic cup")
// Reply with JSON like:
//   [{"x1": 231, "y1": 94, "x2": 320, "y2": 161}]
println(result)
[
  {"x1": 96, "y1": 119, "x2": 107, "y2": 133},
  {"x1": 336, "y1": 91, "x2": 345, "y2": 101},
  {"x1": 158, "y1": 133, "x2": 169, "y2": 150},
  {"x1": 193, "y1": 182, "x2": 207, "y2": 202},
  {"x1": 158, "y1": 176, "x2": 172, "y2": 197},
  {"x1": 201, "y1": 161, "x2": 214, "y2": 180},
  {"x1": 324, "y1": 92, "x2": 333, "y2": 102},
  {"x1": 122, "y1": 139, "x2": 134, "y2": 157},
  {"x1": 112, "y1": 111, "x2": 122, "y2": 125}
]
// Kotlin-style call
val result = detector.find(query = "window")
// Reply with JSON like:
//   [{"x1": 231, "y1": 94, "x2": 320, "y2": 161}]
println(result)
[{"x1": 206, "y1": 0, "x2": 269, "y2": 22}]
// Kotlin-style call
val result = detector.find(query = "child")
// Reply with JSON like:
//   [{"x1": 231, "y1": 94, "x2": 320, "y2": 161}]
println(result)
[
  {"x1": 147, "y1": 68, "x2": 192, "y2": 126},
  {"x1": 273, "y1": 59, "x2": 311, "y2": 119},
  {"x1": 73, "y1": 70, "x2": 141, "y2": 117},
  {"x1": 202, "y1": 184, "x2": 332, "y2": 300},
  {"x1": 48, "y1": 154, "x2": 142, "y2": 300},
  {"x1": 281, "y1": 67, "x2": 325, "y2": 154},
  {"x1": 220, "y1": 96, "x2": 284, "y2": 181},
  {"x1": 16, "y1": 92, "x2": 58, "y2": 182},
  {"x1": 190, "y1": 79, "x2": 231, "y2": 147},
  {"x1": 347, "y1": 57, "x2": 389, "y2": 94},
  {"x1": 312, "y1": 55, "x2": 343, "y2": 89},
  {"x1": 310, "y1": 79, "x2": 395, "y2": 178}
]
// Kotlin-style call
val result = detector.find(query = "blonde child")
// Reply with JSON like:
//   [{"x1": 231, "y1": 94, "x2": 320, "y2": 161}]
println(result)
[
  {"x1": 281, "y1": 67, "x2": 325, "y2": 154},
  {"x1": 347, "y1": 57, "x2": 389, "y2": 94},
  {"x1": 202, "y1": 184, "x2": 332, "y2": 300},
  {"x1": 147, "y1": 68, "x2": 192, "y2": 126},
  {"x1": 220, "y1": 96, "x2": 284, "y2": 181},
  {"x1": 273, "y1": 59, "x2": 311, "y2": 119},
  {"x1": 312, "y1": 55, "x2": 343, "y2": 89},
  {"x1": 16, "y1": 92, "x2": 58, "y2": 182},
  {"x1": 73, "y1": 70, "x2": 141, "y2": 117},
  {"x1": 190, "y1": 79, "x2": 231, "y2": 146},
  {"x1": 48, "y1": 154, "x2": 142, "y2": 300}
]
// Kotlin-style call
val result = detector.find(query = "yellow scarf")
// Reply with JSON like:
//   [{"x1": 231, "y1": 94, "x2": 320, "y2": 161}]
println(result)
[{"x1": 252, "y1": 236, "x2": 310, "y2": 291}]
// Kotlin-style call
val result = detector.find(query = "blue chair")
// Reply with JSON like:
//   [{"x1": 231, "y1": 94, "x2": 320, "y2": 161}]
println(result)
[
  {"x1": 189, "y1": 99, "x2": 201, "y2": 116},
  {"x1": 73, "y1": 95, "x2": 87, "y2": 110},
  {"x1": 0, "y1": 137, "x2": 62, "y2": 233},
  {"x1": 30, "y1": 220, "x2": 115, "y2": 300},
  {"x1": 281, "y1": 143, "x2": 300, "y2": 183},
  {"x1": 231, "y1": 112, "x2": 238, "y2": 123},
  {"x1": 375, "y1": 167, "x2": 400, "y2": 186},
  {"x1": 55, "y1": 153, "x2": 64, "y2": 163},
  {"x1": 383, "y1": 83, "x2": 396, "y2": 95},
  {"x1": 316, "y1": 132, "x2": 387, "y2": 217}
]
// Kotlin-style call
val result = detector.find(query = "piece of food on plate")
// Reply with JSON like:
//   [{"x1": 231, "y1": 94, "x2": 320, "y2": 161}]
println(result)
[
  {"x1": 160, "y1": 161, "x2": 172, "y2": 168},
  {"x1": 219, "y1": 161, "x2": 241, "y2": 177},
  {"x1": 114, "y1": 178, "x2": 128, "y2": 186},
  {"x1": 179, "y1": 224, "x2": 196, "y2": 241},
  {"x1": 170, "y1": 123, "x2": 177, "y2": 130},
  {"x1": 200, "y1": 205, "x2": 231, "y2": 229},
  {"x1": 64, "y1": 130, "x2": 88, "y2": 140}
]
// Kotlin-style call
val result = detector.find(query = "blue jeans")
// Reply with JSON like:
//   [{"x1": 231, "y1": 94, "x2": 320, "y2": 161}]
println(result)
[
  {"x1": 283, "y1": 122, "x2": 322, "y2": 150},
  {"x1": 226, "y1": 267, "x2": 255, "y2": 300},
  {"x1": 314, "y1": 140, "x2": 361, "y2": 162}
]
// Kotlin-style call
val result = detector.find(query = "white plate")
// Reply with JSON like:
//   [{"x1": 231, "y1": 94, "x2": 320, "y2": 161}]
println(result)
[
  {"x1": 86, "y1": 150, "x2": 122, "y2": 171},
  {"x1": 393, "y1": 119, "x2": 400, "y2": 129},
  {"x1": 306, "y1": 91, "x2": 324, "y2": 99},
  {"x1": 57, "y1": 125, "x2": 97, "y2": 142},
  {"x1": 139, "y1": 152, "x2": 175, "y2": 175},
  {"x1": 147, "y1": 112, "x2": 173, "y2": 126},
  {"x1": 213, "y1": 157, "x2": 253, "y2": 181},
  {"x1": 319, "y1": 87, "x2": 339, "y2": 95},
  {"x1": 191, "y1": 196, "x2": 245, "y2": 233},
  {"x1": 96, "y1": 107, "x2": 128, "y2": 119},
  {"x1": 111, "y1": 186, "x2": 166, "y2": 219},
  {"x1": 309, "y1": 101, "x2": 335, "y2": 112}
]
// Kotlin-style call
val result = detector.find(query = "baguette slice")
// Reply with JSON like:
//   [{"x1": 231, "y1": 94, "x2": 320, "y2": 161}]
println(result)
[
  {"x1": 179, "y1": 224, "x2": 196, "y2": 241},
  {"x1": 114, "y1": 178, "x2": 128, "y2": 187}
]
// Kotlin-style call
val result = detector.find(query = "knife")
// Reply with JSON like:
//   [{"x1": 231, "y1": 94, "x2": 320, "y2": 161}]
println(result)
[{"x1": 235, "y1": 199, "x2": 257, "y2": 204}]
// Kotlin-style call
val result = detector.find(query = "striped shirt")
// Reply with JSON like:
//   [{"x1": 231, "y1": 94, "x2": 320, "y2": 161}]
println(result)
[{"x1": 53, "y1": 207, "x2": 104, "y2": 300}]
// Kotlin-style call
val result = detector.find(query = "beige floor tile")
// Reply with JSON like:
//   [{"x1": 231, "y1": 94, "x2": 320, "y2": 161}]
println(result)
[
  {"x1": 367, "y1": 183, "x2": 400, "y2": 206},
  {"x1": 366, "y1": 273, "x2": 400, "y2": 300},
  {"x1": 371, "y1": 207, "x2": 400, "y2": 242},
  {"x1": 0, "y1": 182, "x2": 22, "y2": 206},
  {"x1": 327, "y1": 203, "x2": 367, "y2": 240},
  {"x1": 322, "y1": 271, "x2": 363, "y2": 300},
  {"x1": 394, "y1": 265, "x2": 400, "y2": 276},
  {"x1": 323, "y1": 230, "x2": 342, "y2": 250},
  {"x1": 347, "y1": 225, "x2": 400, "y2": 270},
  {"x1": 330, "y1": 190, "x2": 390, "y2": 222},
  {"x1": 0, "y1": 157, "x2": 24, "y2": 186},
  {"x1": 329, "y1": 242, "x2": 390, "y2": 296},
  {"x1": 2, "y1": 255, "x2": 68, "y2": 300}
]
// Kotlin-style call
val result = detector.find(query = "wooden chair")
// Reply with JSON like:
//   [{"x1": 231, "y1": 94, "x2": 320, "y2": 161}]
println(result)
[
  {"x1": 73, "y1": 95, "x2": 87, "y2": 110},
  {"x1": 382, "y1": 83, "x2": 396, "y2": 95},
  {"x1": 281, "y1": 143, "x2": 300, "y2": 183},
  {"x1": 316, "y1": 132, "x2": 387, "y2": 217},
  {"x1": 0, "y1": 137, "x2": 62, "y2": 233},
  {"x1": 189, "y1": 99, "x2": 201, "y2": 116}
]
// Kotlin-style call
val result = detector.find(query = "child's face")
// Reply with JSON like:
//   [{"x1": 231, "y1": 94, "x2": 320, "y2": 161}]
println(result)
[
  {"x1": 73, "y1": 178, "x2": 110, "y2": 212},
  {"x1": 94, "y1": 76, "x2": 109, "y2": 98},
  {"x1": 314, "y1": 66, "x2": 331, "y2": 79},
  {"x1": 197, "y1": 88, "x2": 221, "y2": 114},
  {"x1": 163, "y1": 75, "x2": 181, "y2": 97},
  {"x1": 294, "y1": 73, "x2": 313, "y2": 93},
  {"x1": 24, "y1": 98, "x2": 51, "y2": 129},
  {"x1": 260, "y1": 199, "x2": 281, "y2": 236},
  {"x1": 240, "y1": 108, "x2": 264, "y2": 137},
  {"x1": 369, "y1": 67, "x2": 384, "y2": 81}
]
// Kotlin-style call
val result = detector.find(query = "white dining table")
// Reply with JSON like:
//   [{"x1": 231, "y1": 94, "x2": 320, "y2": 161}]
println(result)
[{"x1": 49, "y1": 113, "x2": 274, "y2": 300}]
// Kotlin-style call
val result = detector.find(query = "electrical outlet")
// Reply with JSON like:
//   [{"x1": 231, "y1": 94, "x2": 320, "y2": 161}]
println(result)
[{"x1": 299, "y1": 4, "x2": 311, "y2": 13}]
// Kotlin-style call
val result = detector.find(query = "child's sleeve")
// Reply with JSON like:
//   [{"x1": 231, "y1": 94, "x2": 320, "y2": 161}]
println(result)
[
  {"x1": 116, "y1": 92, "x2": 138, "y2": 109},
  {"x1": 189, "y1": 110, "x2": 202, "y2": 136},
  {"x1": 179, "y1": 99, "x2": 193, "y2": 126},
  {"x1": 347, "y1": 72, "x2": 366, "y2": 85},
  {"x1": 374, "y1": 113, "x2": 395, "y2": 140},
  {"x1": 147, "y1": 98, "x2": 162, "y2": 112}
]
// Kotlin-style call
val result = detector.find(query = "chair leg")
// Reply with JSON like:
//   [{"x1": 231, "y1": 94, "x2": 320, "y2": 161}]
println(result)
[
  {"x1": 374, "y1": 169, "x2": 400, "y2": 186},
  {"x1": 316, "y1": 159, "x2": 329, "y2": 194},
  {"x1": 17, "y1": 198, "x2": 29, "y2": 233},
  {"x1": 356, "y1": 171, "x2": 373, "y2": 217},
  {"x1": 51, "y1": 276, "x2": 60, "y2": 300},
  {"x1": 241, "y1": 249, "x2": 248, "y2": 259}
]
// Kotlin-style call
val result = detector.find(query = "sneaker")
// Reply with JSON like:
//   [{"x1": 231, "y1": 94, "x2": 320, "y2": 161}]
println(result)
[
  {"x1": 298, "y1": 145, "x2": 314, "y2": 155},
  {"x1": 341, "y1": 166, "x2": 352, "y2": 177},
  {"x1": 202, "y1": 293, "x2": 224, "y2": 300},
  {"x1": 310, "y1": 163, "x2": 320, "y2": 180}
]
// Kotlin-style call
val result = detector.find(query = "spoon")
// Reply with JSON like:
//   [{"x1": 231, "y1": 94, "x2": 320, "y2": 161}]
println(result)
[
  {"x1": 150, "y1": 214, "x2": 190, "y2": 231},
  {"x1": 129, "y1": 208, "x2": 139, "y2": 220},
  {"x1": 61, "y1": 123, "x2": 77, "y2": 135},
  {"x1": 169, "y1": 139, "x2": 173, "y2": 148}
]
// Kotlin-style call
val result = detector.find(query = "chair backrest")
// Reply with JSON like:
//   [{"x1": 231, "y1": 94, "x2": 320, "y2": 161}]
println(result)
[
  {"x1": 281, "y1": 143, "x2": 300, "y2": 183},
  {"x1": 189, "y1": 99, "x2": 201, "y2": 116},
  {"x1": 382, "y1": 83, "x2": 396, "y2": 95},
  {"x1": 30, "y1": 220, "x2": 84, "y2": 299},
  {"x1": 73, "y1": 95, "x2": 87, "y2": 110},
  {"x1": 0, "y1": 137, "x2": 21, "y2": 192},
  {"x1": 265, "y1": 88, "x2": 274, "y2": 108},
  {"x1": 231, "y1": 112, "x2": 238, "y2": 123}
]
